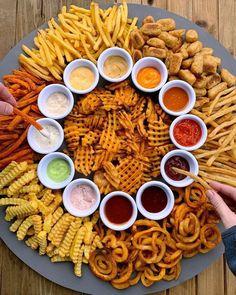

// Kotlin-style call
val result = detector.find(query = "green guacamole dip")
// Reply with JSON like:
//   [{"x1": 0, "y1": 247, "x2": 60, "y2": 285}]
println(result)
[{"x1": 47, "y1": 158, "x2": 70, "y2": 182}]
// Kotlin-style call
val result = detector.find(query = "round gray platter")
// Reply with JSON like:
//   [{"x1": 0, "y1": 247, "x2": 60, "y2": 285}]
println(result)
[{"x1": 0, "y1": 3, "x2": 235, "y2": 295}]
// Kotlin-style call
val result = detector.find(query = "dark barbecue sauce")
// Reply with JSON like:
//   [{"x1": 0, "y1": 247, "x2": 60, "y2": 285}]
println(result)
[
  {"x1": 164, "y1": 156, "x2": 190, "y2": 181},
  {"x1": 141, "y1": 186, "x2": 167, "y2": 213}
]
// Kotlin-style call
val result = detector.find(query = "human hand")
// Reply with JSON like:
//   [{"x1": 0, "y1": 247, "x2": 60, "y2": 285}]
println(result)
[
  {"x1": 206, "y1": 181, "x2": 236, "y2": 229},
  {"x1": 0, "y1": 82, "x2": 17, "y2": 115}
]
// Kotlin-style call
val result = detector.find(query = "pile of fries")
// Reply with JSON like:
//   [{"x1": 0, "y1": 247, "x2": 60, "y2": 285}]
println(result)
[
  {"x1": 64, "y1": 80, "x2": 174, "y2": 195},
  {"x1": 89, "y1": 182, "x2": 221, "y2": 289},
  {"x1": 0, "y1": 68, "x2": 48, "y2": 169},
  {"x1": 0, "y1": 161, "x2": 102, "y2": 277},
  {"x1": 19, "y1": 1, "x2": 137, "y2": 81}
]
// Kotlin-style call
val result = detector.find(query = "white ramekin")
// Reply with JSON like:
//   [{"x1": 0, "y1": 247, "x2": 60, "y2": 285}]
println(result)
[
  {"x1": 136, "y1": 181, "x2": 174, "y2": 220},
  {"x1": 158, "y1": 80, "x2": 196, "y2": 116},
  {"x1": 131, "y1": 57, "x2": 168, "y2": 93},
  {"x1": 63, "y1": 59, "x2": 99, "y2": 94},
  {"x1": 169, "y1": 114, "x2": 208, "y2": 151},
  {"x1": 160, "y1": 149, "x2": 199, "y2": 187},
  {"x1": 99, "y1": 191, "x2": 138, "y2": 231},
  {"x1": 27, "y1": 118, "x2": 64, "y2": 154},
  {"x1": 38, "y1": 84, "x2": 74, "y2": 120},
  {"x1": 97, "y1": 47, "x2": 133, "y2": 83},
  {"x1": 63, "y1": 178, "x2": 100, "y2": 217},
  {"x1": 37, "y1": 152, "x2": 75, "y2": 189}
]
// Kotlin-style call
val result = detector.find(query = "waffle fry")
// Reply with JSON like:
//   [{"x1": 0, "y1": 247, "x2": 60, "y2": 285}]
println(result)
[{"x1": 64, "y1": 81, "x2": 172, "y2": 195}]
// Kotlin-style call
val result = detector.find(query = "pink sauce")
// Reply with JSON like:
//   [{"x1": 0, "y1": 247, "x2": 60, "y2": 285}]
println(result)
[{"x1": 70, "y1": 184, "x2": 97, "y2": 210}]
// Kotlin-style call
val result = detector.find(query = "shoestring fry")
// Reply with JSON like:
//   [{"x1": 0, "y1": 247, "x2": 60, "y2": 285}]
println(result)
[
  {"x1": 64, "y1": 80, "x2": 174, "y2": 195},
  {"x1": 0, "y1": 161, "x2": 102, "y2": 277},
  {"x1": 19, "y1": 1, "x2": 137, "y2": 80},
  {"x1": 89, "y1": 182, "x2": 221, "y2": 289}
]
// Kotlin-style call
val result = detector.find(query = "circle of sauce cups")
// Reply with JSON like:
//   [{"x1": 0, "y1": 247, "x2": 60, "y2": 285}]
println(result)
[
  {"x1": 158, "y1": 80, "x2": 196, "y2": 116},
  {"x1": 63, "y1": 59, "x2": 99, "y2": 94},
  {"x1": 160, "y1": 149, "x2": 199, "y2": 187},
  {"x1": 97, "y1": 47, "x2": 133, "y2": 83},
  {"x1": 38, "y1": 84, "x2": 74, "y2": 120},
  {"x1": 99, "y1": 191, "x2": 138, "y2": 231},
  {"x1": 27, "y1": 118, "x2": 64, "y2": 154},
  {"x1": 169, "y1": 114, "x2": 207, "y2": 151},
  {"x1": 136, "y1": 181, "x2": 174, "y2": 220},
  {"x1": 37, "y1": 152, "x2": 75, "y2": 189},
  {"x1": 63, "y1": 179, "x2": 100, "y2": 217},
  {"x1": 131, "y1": 57, "x2": 168, "y2": 93}
]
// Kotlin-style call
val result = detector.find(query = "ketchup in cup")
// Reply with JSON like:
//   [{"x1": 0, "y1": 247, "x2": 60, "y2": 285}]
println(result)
[{"x1": 173, "y1": 118, "x2": 202, "y2": 147}]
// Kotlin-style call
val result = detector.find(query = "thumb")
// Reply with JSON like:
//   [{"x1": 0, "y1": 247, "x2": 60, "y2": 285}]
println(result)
[
  {"x1": 206, "y1": 190, "x2": 236, "y2": 229},
  {"x1": 0, "y1": 101, "x2": 14, "y2": 115}
]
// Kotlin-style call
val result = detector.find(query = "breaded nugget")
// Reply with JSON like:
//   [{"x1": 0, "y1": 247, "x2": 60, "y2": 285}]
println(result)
[
  {"x1": 206, "y1": 73, "x2": 221, "y2": 89},
  {"x1": 142, "y1": 15, "x2": 155, "y2": 25},
  {"x1": 186, "y1": 29, "x2": 198, "y2": 43},
  {"x1": 187, "y1": 41, "x2": 203, "y2": 57},
  {"x1": 130, "y1": 30, "x2": 145, "y2": 49},
  {"x1": 191, "y1": 53, "x2": 203, "y2": 76},
  {"x1": 147, "y1": 37, "x2": 165, "y2": 48},
  {"x1": 178, "y1": 69, "x2": 196, "y2": 85},
  {"x1": 158, "y1": 32, "x2": 178, "y2": 48},
  {"x1": 169, "y1": 53, "x2": 183, "y2": 75},
  {"x1": 140, "y1": 23, "x2": 161, "y2": 36},
  {"x1": 208, "y1": 82, "x2": 227, "y2": 99},
  {"x1": 156, "y1": 18, "x2": 176, "y2": 31}
]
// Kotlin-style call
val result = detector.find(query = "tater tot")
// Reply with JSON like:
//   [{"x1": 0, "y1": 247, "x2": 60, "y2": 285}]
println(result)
[
  {"x1": 146, "y1": 37, "x2": 165, "y2": 48},
  {"x1": 182, "y1": 58, "x2": 193, "y2": 69},
  {"x1": 156, "y1": 18, "x2": 176, "y2": 31},
  {"x1": 208, "y1": 82, "x2": 227, "y2": 99},
  {"x1": 186, "y1": 29, "x2": 198, "y2": 43},
  {"x1": 158, "y1": 32, "x2": 178, "y2": 48},
  {"x1": 169, "y1": 53, "x2": 183, "y2": 75},
  {"x1": 191, "y1": 53, "x2": 203, "y2": 76},
  {"x1": 194, "y1": 87, "x2": 207, "y2": 97},
  {"x1": 178, "y1": 69, "x2": 196, "y2": 85},
  {"x1": 193, "y1": 77, "x2": 207, "y2": 89},
  {"x1": 187, "y1": 41, "x2": 203, "y2": 57},
  {"x1": 206, "y1": 73, "x2": 221, "y2": 89},
  {"x1": 203, "y1": 55, "x2": 218, "y2": 74},
  {"x1": 221, "y1": 68, "x2": 236, "y2": 87},
  {"x1": 142, "y1": 15, "x2": 155, "y2": 25}
]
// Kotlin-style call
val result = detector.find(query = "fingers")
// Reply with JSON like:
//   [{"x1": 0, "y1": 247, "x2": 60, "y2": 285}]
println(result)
[
  {"x1": 0, "y1": 101, "x2": 14, "y2": 115},
  {"x1": 206, "y1": 189, "x2": 236, "y2": 229},
  {"x1": 0, "y1": 82, "x2": 17, "y2": 106},
  {"x1": 209, "y1": 181, "x2": 236, "y2": 201}
]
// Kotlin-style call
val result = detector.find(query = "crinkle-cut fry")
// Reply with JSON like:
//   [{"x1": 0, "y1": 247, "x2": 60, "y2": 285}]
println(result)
[
  {"x1": 49, "y1": 214, "x2": 75, "y2": 247},
  {"x1": 36, "y1": 230, "x2": 47, "y2": 255},
  {"x1": 172, "y1": 167, "x2": 210, "y2": 189},
  {"x1": 16, "y1": 216, "x2": 33, "y2": 240},
  {"x1": 91, "y1": 211, "x2": 99, "y2": 225},
  {"x1": 0, "y1": 161, "x2": 17, "y2": 181},
  {"x1": 5, "y1": 200, "x2": 38, "y2": 222},
  {"x1": 50, "y1": 255, "x2": 71, "y2": 263},
  {"x1": 9, "y1": 218, "x2": 24, "y2": 232},
  {"x1": 74, "y1": 245, "x2": 85, "y2": 277},
  {"x1": 25, "y1": 235, "x2": 39, "y2": 250},
  {"x1": 31, "y1": 215, "x2": 42, "y2": 235},
  {"x1": 19, "y1": 184, "x2": 42, "y2": 194},
  {"x1": 84, "y1": 221, "x2": 93, "y2": 245},
  {"x1": 7, "y1": 169, "x2": 36, "y2": 195},
  {"x1": 0, "y1": 198, "x2": 27, "y2": 206},
  {"x1": 58, "y1": 218, "x2": 82, "y2": 257},
  {"x1": 0, "y1": 161, "x2": 28, "y2": 189},
  {"x1": 51, "y1": 208, "x2": 64, "y2": 228},
  {"x1": 70, "y1": 225, "x2": 86, "y2": 263}
]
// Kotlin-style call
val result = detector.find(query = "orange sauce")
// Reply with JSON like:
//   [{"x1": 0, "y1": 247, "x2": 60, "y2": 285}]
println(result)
[
  {"x1": 137, "y1": 67, "x2": 161, "y2": 88},
  {"x1": 163, "y1": 87, "x2": 189, "y2": 112}
]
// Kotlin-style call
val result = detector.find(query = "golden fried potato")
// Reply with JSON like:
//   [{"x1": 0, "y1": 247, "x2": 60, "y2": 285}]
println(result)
[
  {"x1": 186, "y1": 29, "x2": 199, "y2": 43},
  {"x1": 221, "y1": 68, "x2": 236, "y2": 87}
]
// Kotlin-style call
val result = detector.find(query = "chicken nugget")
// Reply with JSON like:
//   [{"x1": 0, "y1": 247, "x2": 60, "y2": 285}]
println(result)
[
  {"x1": 146, "y1": 38, "x2": 165, "y2": 48},
  {"x1": 187, "y1": 41, "x2": 202, "y2": 57},
  {"x1": 169, "y1": 53, "x2": 183, "y2": 75},
  {"x1": 158, "y1": 32, "x2": 178, "y2": 48},
  {"x1": 178, "y1": 69, "x2": 196, "y2": 85},
  {"x1": 186, "y1": 29, "x2": 198, "y2": 43},
  {"x1": 191, "y1": 53, "x2": 203, "y2": 76},
  {"x1": 206, "y1": 73, "x2": 221, "y2": 89},
  {"x1": 156, "y1": 18, "x2": 176, "y2": 31}
]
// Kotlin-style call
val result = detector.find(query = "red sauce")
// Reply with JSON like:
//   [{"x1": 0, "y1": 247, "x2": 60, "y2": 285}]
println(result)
[
  {"x1": 164, "y1": 156, "x2": 190, "y2": 180},
  {"x1": 105, "y1": 195, "x2": 133, "y2": 224},
  {"x1": 173, "y1": 119, "x2": 202, "y2": 146},
  {"x1": 141, "y1": 186, "x2": 167, "y2": 213}
]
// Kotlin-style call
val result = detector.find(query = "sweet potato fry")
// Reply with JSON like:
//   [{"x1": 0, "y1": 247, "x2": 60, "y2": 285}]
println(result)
[
  {"x1": 8, "y1": 105, "x2": 31, "y2": 131},
  {"x1": 0, "y1": 134, "x2": 19, "y2": 141},
  {"x1": 17, "y1": 95, "x2": 38, "y2": 108},
  {"x1": 0, "y1": 148, "x2": 33, "y2": 168},
  {"x1": 13, "y1": 108, "x2": 43, "y2": 131}
]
